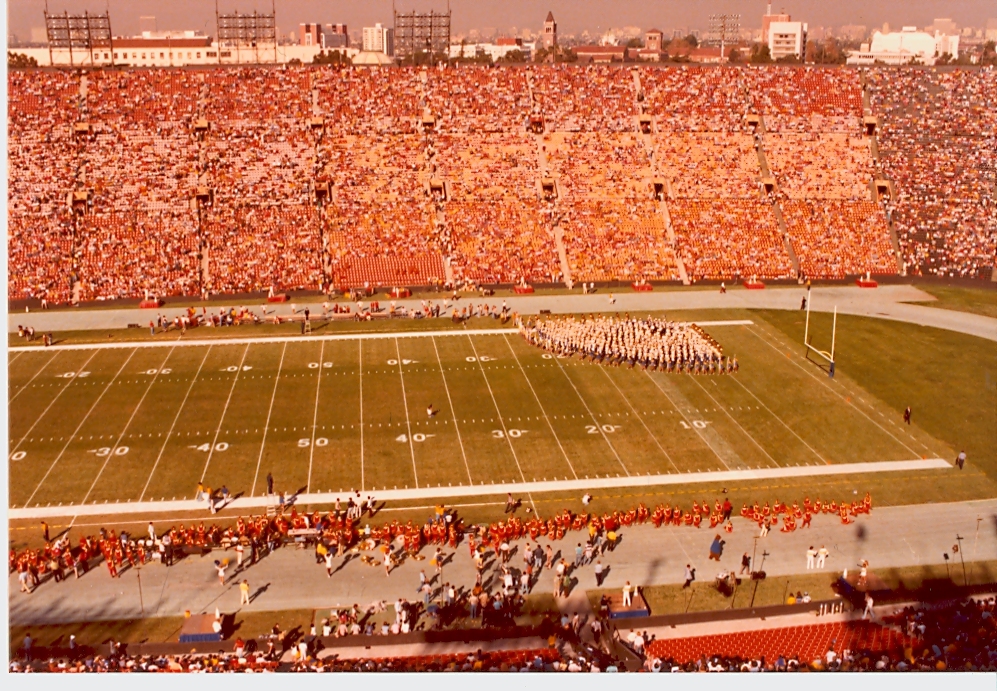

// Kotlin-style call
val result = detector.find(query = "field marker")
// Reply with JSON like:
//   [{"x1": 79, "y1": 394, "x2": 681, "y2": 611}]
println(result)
[
  {"x1": 25, "y1": 349, "x2": 136, "y2": 508},
  {"x1": 140, "y1": 346, "x2": 212, "y2": 501},
  {"x1": 686, "y1": 374, "x2": 780, "y2": 468},
  {"x1": 431, "y1": 337, "x2": 472, "y2": 484},
  {"x1": 394, "y1": 339, "x2": 419, "y2": 488},
  {"x1": 306, "y1": 341, "x2": 326, "y2": 493},
  {"x1": 502, "y1": 335, "x2": 577, "y2": 479},
  {"x1": 199, "y1": 344, "x2": 250, "y2": 482},
  {"x1": 82, "y1": 346, "x2": 177, "y2": 506},
  {"x1": 9, "y1": 351, "x2": 60, "y2": 402},
  {"x1": 250, "y1": 342, "x2": 287, "y2": 496},
  {"x1": 598, "y1": 365, "x2": 679, "y2": 474},
  {"x1": 642, "y1": 370, "x2": 731, "y2": 471},
  {"x1": 11, "y1": 350, "x2": 99, "y2": 453}
]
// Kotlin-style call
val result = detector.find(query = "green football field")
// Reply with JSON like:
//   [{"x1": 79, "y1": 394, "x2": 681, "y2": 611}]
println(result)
[{"x1": 7, "y1": 311, "x2": 954, "y2": 511}]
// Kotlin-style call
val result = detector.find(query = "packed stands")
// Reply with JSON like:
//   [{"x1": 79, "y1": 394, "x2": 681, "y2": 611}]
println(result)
[
  {"x1": 640, "y1": 66, "x2": 750, "y2": 133},
  {"x1": 766, "y1": 133, "x2": 873, "y2": 200},
  {"x1": 426, "y1": 66, "x2": 530, "y2": 133},
  {"x1": 546, "y1": 132, "x2": 651, "y2": 200},
  {"x1": 655, "y1": 133, "x2": 761, "y2": 199},
  {"x1": 534, "y1": 65, "x2": 635, "y2": 132},
  {"x1": 782, "y1": 201, "x2": 897, "y2": 278},
  {"x1": 746, "y1": 67, "x2": 863, "y2": 133}
]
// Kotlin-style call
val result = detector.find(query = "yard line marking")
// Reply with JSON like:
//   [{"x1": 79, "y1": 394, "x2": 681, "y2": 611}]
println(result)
[
  {"x1": 745, "y1": 325, "x2": 925, "y2": 459},
  {"x1": 394, "y1": 339, "x2": 419, "y2": 488},
  {"x1": 642, "y1": 370, "x2": 731, "y2": 470},
  {"x1": 306, "y1": 341, "x2": 326, "y2": 492},
  {"x1": 359, "y1": 341, "x2": 365, "y2": 491},
  {"x1": 10, "y1": 328, "x2": 521, "y2": 352},
  {"x1": 466, "y1": 335, "x2": 528, "y2": 484},
  {"x1": 551, "y1": 355, "x2": 630, "y2": 476},
  {"x1": 140, "y1": 347, "x2": 212, "y2": 501},
  {"x1": 686, "y1": 374, "x2": 780, "y2": 468},
  {"x1": 81, "y1": 347, "x2": 176, "y2": 505},
  {"x1": 11, "y1": 351, "x2": 98, "y2": 452},
  {"x1": 250, "y1": 342, "x2": 287, "y2": 496},
  {"x1": 200, "y1": 344, "x2": 250, "y2": 483},
  {"x1": 9, "y1": 351, "x2": 24, "y2": 365},
  {"x1": 727, "y1": 375, "x2": 827, "y2": 464},
  {"x1": 599, "y1": 366, "x2": 680, "y2": 473},
  {"x1": 9, "y1": 457, "x2": 952, "y2": 518},
  {"x1": 9, "y1": 351, "x2": 59, "y2": 402},
  {"x1": 503, "y1": 335, "x2": 577, "y2": 479},
  {"x1": 432, "y1": 336, "x2": 472, "y2": 484},
  {"x1": 25, "y1": 349, "x2": 137, "y2": 508}
]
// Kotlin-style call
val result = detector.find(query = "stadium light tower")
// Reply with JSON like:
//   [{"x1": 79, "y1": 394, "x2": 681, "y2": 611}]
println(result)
[{"x1": 708, "y1": 13, "x2": 740, "y2": 62}]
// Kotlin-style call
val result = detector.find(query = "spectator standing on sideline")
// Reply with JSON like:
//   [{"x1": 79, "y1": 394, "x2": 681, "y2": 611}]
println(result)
[
  {"x1": 903, "y1": 406, "x2": 912, "y2": 425},
  {"x1": 683, "y1": 564, "x2": 695, "y2": 589},
  {"x1": 956, "y1": 451, "x2": 966, "y2": 470},
  {"x1": 807, "y1": 546, "x2": 817, "y2": 570}
]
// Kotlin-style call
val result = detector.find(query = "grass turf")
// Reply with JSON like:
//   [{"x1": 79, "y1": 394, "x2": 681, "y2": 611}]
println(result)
[
  {"x1": 7, "y1": 309, "x2": 989, "y2": 515},
  {"x1": 902, "y1": 284, "x2": 997, "y2": 321}
]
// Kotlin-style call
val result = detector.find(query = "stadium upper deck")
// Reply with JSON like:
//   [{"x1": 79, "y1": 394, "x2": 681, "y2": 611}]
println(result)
[{"x1": 7, "y1": 65, "x2": 995, "y2": 304}]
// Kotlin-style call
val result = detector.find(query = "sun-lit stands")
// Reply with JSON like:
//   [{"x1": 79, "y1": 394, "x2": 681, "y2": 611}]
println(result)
[
  {"x1": 327, "y1": 201, "x2": 444, "y2": 287},
  {"x1": 782, "y1": 201, "x2": 896, "y2": 278},
  {"x1": 640, "y1": 67, "x2": 749, "y2": 133},
  {"x1": 433, "y1": 133, "x2": 537, "y2": 201},
  {"x1": 445, "y1": 202, "x2": 559, "y2": 285},
  {"x1": 670, "y1": 200, "x2": 793, "y2": 280},
  {"x1": 747, "y1": 67, "x2": 863, "y2": 133},
  {"x1": 534, "y1": 65, "x2": 635, "y2": 132},
  {"x1": 869, "y1": 68, "x2": 997, "y2": 278},
  {"x1": 426, "y1": 66, "x2": 530, "y2": 133},
  {"x1": 563, "y1": 200, "x2": 679, "y2": 282},
  {"x1": 645, "y1": 621, "x2": 911, "y2": 666},
  {"x1": 85, "y1": 69, "x2": 199, "y2": 126},
  {"x1": 314, "y1": 68, "x2": 423, "y2": 134},
  {"x1": 207, "y1": 121, "x2": 313, "y2": 206},
  {"x1": 546, "y1": 132, "x2": 651, "y2": 199},
  {"x1": 7, "y1": 214, "x2": 74, "y2": 303},
  {"x1": 325, "y1": 134, "x2": 426, "y2": 202},
  {"x1": 204, "y1": 206, "x2": 321, "y2": 294},
  {"x1": 656, "y1": 133, "x2": 761, "y2": 199},
  {"x1": 77, "y1": 212, "x2": 200, "y2": 300},
  {"x1": 766, "y1": 133, "x2": 873, "y2": 200},
  {"x1": 203, "y1": 67, "x2": 310, "y2": 123}
]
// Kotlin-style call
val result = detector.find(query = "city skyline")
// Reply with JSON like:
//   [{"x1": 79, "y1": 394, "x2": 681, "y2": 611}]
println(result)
[{"x1": 7, "y1": 0, "x2": 997, "y2": 43}]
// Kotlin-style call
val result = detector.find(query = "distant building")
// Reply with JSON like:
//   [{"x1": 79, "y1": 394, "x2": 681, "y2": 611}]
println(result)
[
  {"x1": 762, "y1": 3, "x2": 791, "y2": 44},
  {"x1": 986, "y1": 18, "x2": 997, "y2": 42},
  {"x1": 645, "y1": 29, "x2": 663, "y2": 52},
  {"x1": 300, "y1": 23, "x2": 349, "y2": 49},
  {"x1": 768, "y1": 21, "x2": 808, "y2": 59},
  {"x1": 542, "y1": 11, "x2": 557, "y2": 48},
  {"x1": 362, "y1": 23, "x2": 394, "y2": 57},
  {"x1": 689, "y1": 46, "x2": 724, "y2": 63},
  {"x1": 574, "y1": 45, "x2": 627, "y2": 63},
  {"x1": 930, "y1": 18, "x2": 957, "y2": 35},
  {"x1": 448, "y1": 38, "x2": 531, "y2": 62},
  {"x1": 846, "y1": 26, "x2": 960, "y2": 65}
]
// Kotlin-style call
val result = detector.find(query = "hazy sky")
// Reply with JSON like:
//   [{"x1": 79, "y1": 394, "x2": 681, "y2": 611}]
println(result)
[{"x1": 7, "y1": 0, "x2": 996, "y2": 39}]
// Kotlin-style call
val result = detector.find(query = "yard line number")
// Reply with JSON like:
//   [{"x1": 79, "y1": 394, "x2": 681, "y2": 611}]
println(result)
[
  {"x1": 587, "y1": 424, "x2": 622, "y2": 434},
  {"x1": 492, "y1": 429, "x2": 528, "y2": 439},
  {"x1": 680, "y1": 420, "x2": 711, "y2": 429}
]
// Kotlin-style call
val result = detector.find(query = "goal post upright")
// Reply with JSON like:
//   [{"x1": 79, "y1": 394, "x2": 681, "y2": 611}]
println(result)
[{"x1": 802, "y1": 293, "x2": 837, "y2": 378}]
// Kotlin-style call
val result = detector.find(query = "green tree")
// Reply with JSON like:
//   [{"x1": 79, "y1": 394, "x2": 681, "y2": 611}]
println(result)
[
  {"x1": 499, "y1": 49, "x2": 525, "y2": 63},
  {"x1": 7, "y1": 52, "x2": 38, "y2": 68},
  {"x1": 684, "y1": 34, "x2": 699, "y2": 48},
  {"x1": 749, "y1": 43, "x2": 773, "y2": 63},
  {"x1": 626, "y1": 37, "x2": 644, "y2": 49},
  {"x1": 727, "y1": 46, "x2": 743, "y2": 63}
]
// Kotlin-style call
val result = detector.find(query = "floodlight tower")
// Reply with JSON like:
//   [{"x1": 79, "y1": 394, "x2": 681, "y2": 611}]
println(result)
[{"x1": 708, "y1": 13, "x2": 740, "y2": 61}]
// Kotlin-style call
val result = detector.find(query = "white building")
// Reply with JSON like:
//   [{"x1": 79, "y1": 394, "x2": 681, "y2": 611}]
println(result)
[
  {"x1": 362, "y1": 23, "x2": 394, "y2": 57},
  {"x1": 846, "y1": 26, "x2": 960, "y2": 65},
  {"x1": 768, "y1": 21, "x2": 808, "y2": 60},
  {"x1": 448, "y1": 38, "x2": 532, "y2": 62}
]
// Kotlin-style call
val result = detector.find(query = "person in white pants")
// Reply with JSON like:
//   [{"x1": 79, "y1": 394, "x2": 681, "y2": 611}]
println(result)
[
  {"x1": 817, "y1": 546, "x2": 829, "y2": 569},
  {"x1": 622, "y1": 581, "x2": 633, "y2": 607},
  {"x1": 806, "y1": 546, "x2": 816, "y2": 570},
  {"x1": 862, "y1": 593, "x2": 874, "y2": 620}
]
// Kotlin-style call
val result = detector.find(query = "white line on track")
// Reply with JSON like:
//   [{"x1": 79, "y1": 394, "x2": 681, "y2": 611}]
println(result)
[
  {"x1": 359, "y1": 341, "x2": 365, "y2": 492},
  {"x1": 686, "y1": 374, "x2": 780, "y2": 468},
  {"x1": 10, "y1": 457, "x2": 951, "y2": 519},
  {"x1": 642, "y1": 369, "x2": 731, "y2": 470},
  {"x1": 200, "y1": 344, "x2": 249, "y2": 483},
  {"x1": 140, "y1": 346, "x2": 211, "y2": 501},
  {"x1": 466, "y1": 335, "x2": 528, "y2": 484},
  {"x1": 11, "y1": 351, "x2": 98, "y2": 453},
  {"x1": 306, "y1": 341, "x2": 326, "y2": 492},
  {"x1": 81, "y1": 347, "x2": 175, "y2": 505},
  {"x1": 251, "y1": 342, "x2": 286, "y2": 496},
  {"x1": 432, "y1": 336, "x2": 472, "y2": 484},
  {"x1": 394, "y1": 338, "x2": 419, "y2": 488},
  {"x1": 9, "y1": 351, "x2": 59, "y2": 402},
  {"x1": 599, "y1": 366, "x2": 680, "y2": 473},
  {"x1": 503, "y1": 334, "x2": 577, "y2": 479},
  {"x1": 24, "y1": 349, "x2": 137, "y2": 508},
  {"x1": 726, "y1": 374, "x2": 827, "y2": 464},
  {"x1": 552, "y1": 356, "x2": 631, "y2": 476}
]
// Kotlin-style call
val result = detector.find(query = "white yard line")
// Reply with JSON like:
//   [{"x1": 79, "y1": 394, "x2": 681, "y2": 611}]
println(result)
[
  {"x1": 359, "y1": 341, "x2": 365, "y2": 492},
  {"x1": 23, "y1": 349, "x2": 137, "y2": 508},
  {"x1": 599, "y1": 366, "x2": 680, "y2": 473},
  {"x1": 745, "y1": 325, "x2": 926, "y2": 459},
  {"x1": 9, "y1": 328, "x2": 521, "y2": 352},
  {"x1": 503, "y1": 335, "x2": 577, "y2": 479},
  {"x1": 466, "y1": 335, "x2": 528, "y2": 483},
  {"x1": 9, "y1": 351, "x2": 59, "y2": 402},
  {"x1": 726, "y1": 375, "x2": 827, "y2": 464},
  {"x1": 553, "y1": 357, "x2": 631, "y2": 477},
  {"x1": 11, "y1": 351, "x2": 98, "y2": 452},
  {"x1": 642, "y1": 369, "x2": 731, "y2": 470},
  {"x1": 394, "y1": 338, "x2": 419, "y2": 488},
  {"x1": 80, "y1": 347, "x2": 176, "y2": 505},
  {"x1": 306, "y1": 341, "x2": 326, "y2": 492},
  {"x1": 432, "y1": 336, "x2": 472, "y2": 484},
  {"x1": 12, "y1": 457, "x2": 953, "y2": 519},
  {"x1": 140, "y1": 347, "x2": 211, "y2": 501},
  {"x1": 200, "y1": 344, "x2": 250, "y2": 483},
  {"x1": 687, "y1": 374, "x2": 781, "y2": 468},
  {"x1": 9, "y1": 351, "x2": 24, "y2": 365},
  {"x1": 250, "y1": 342, "x2": 287, "y2": 496}
]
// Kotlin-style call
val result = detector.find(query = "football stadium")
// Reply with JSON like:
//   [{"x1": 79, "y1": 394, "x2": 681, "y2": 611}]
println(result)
[{"x1": 6, "y1": 2, "x2": 997, "y2": 678}]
